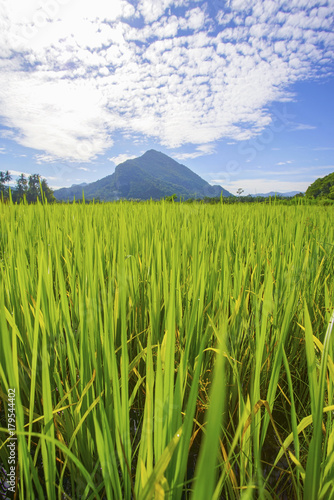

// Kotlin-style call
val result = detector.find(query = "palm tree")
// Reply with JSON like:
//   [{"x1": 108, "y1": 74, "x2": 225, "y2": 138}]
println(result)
[
  {"x1": 0, "y1": 170, "x2": 11, "y2": 198},
  {"x1": 16, "y1": 174, "x2": 28, "y2": 202},
  {"x1": 27, "y1": 174, "x2": 41, "y2": 202},
  {"x1": 4, "y1": 170, "x2": 11, "y2": 184},
  {"x1": 0, "y1": 171, "x2": 5, "y2": 194}
]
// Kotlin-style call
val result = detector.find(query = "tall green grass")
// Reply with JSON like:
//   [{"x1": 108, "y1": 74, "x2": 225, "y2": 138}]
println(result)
[{"x1": 0, "y1": 199, "x2": 333, "y2": 499}]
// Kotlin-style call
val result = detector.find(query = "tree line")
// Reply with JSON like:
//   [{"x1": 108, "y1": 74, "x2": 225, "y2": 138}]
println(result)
[{"x1": 0, "y1": 171, "x2": 55, "y2": 203}]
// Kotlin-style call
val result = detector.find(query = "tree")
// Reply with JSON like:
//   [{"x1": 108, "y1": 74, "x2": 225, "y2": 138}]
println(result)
[
  {"x1": 27, "y1": 175, "x2": 55, "y2": 203},
  {"x1": 165, "y1": 193, "x2": 177, "y2": 202},
  {"x1": 329, "y1": 185, "x2": 334, "y2": 200},
  {"x1": 40, "y1": 178, "x2": 55, "y2": 203},
  {"x1": 4, "y1": 170, "x2": 11, "y2": 184},
  {"x1": 0, "y1": 170, "x2": 12, "y2": 198},
  {"x1": 15, "y1": 174, "x2": 28, "y2": 202},
  {"x1": 0, "y1": 171, "x2": 5, "y2": 195},
  {"x1": 26, "y1": 174, "x2": 41, "y2": 203}
]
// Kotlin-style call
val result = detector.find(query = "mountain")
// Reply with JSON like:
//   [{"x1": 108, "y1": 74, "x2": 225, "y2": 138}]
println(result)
[
  {"x1": 305, "y1": 172, "x2": 334, "y2": 199},
  {"x1": 249, "y1": 191, "x2": 302, "y2": 198},
  {"x1": 54, "y1": 150, "x2": 233, "y2": 201}
]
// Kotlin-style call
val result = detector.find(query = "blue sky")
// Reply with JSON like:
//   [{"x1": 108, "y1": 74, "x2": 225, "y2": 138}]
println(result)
[{"x1": 0, "y1": 0, "x2": 333, "y2": 195}]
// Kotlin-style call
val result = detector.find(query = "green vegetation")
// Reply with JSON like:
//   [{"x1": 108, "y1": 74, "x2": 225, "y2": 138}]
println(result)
[
  {"x1": 186, "y1": 194, "x2": 334, "y2": 205},
  {"x1": 306, "y1": 172, "x2": 334, "y2": 200},
  {"x1": 0, "y1": 172, "x2": 55, "y2": 204},
  {"x1": 0, "y1": 200, "x2": 333, "y2": 499}
]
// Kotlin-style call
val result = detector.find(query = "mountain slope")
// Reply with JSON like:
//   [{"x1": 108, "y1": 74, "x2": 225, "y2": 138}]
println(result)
[{"x1": 54, "y1": 150, "x2": 233, "y2": 201}]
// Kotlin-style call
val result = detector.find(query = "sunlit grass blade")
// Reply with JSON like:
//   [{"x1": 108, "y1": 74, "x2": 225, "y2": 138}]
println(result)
[{"x1": 191, "y1": 319, "x2": 227, "y2": 500}]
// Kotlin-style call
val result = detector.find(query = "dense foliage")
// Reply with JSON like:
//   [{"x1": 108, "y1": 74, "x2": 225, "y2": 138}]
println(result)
[
  {"x1": 0, "y1": 201, "x2": 333, "y2": 499},
  {"x1": 306, "y1": 172, "x2": 334, "y2": 199}
]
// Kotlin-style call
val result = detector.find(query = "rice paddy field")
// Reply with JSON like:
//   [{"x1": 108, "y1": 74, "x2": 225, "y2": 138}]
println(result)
[{"x1": 0, "y1": 199, "x2": 334, "y2": 500}]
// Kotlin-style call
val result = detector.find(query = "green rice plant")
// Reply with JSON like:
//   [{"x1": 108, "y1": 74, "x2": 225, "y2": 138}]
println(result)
[{"x1": 0, "y1": 200, "x2": 333, "y2": 499}]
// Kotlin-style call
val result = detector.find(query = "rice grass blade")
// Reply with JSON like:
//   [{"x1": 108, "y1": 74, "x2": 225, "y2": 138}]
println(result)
[
  {"x1": 191, "y1": 318, "x2": 226, "y2": 500},
  {"x1": 304, "y1": 309, "x2": 334, "y2": 500}
]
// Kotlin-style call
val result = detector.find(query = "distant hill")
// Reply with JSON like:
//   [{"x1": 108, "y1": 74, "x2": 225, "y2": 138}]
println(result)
[
  {"x1": 249, "y1": 191, "x2": 302, "y2": 198},
  {"x1": 54, "y1": 150, "x2": 233, "y2": 201},
  {"x1": 305, "y1": 172, "x2": 334, "y2": 199},
  {"x1": 70, "y1": 182, "x2": 88, "y2": 188}
]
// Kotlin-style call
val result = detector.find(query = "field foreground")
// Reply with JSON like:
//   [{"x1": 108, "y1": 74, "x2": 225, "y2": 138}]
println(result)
[{"x1": 0, "y1": 201, "x2": 333, "y2": 499}]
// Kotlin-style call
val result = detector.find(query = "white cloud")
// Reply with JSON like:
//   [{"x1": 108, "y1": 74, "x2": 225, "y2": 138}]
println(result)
[
  {"x1": 9, "y1": 170, "x2": 31, "y2": 177},
  {"x1": 276, "y1": 160, "x2": 293, "y2": 165},
  {"x1": 0, "y1": 0, "x2": 333, "y2": 161},
  {"x1": 173, "y1": 151, "x2": 203, "y2": 160},
  {"x1": 138, "y1": 0, "x2": 187, "y2": 22},
  {"x1": 173, "y1": 143, "x2": 216, "y2": 160},
  {"x1": 184, "y1": 7, "x2": 208, "y2": 30},
  {"x1": 108, "y1": 153, "x2": 137, "y2": 165}
]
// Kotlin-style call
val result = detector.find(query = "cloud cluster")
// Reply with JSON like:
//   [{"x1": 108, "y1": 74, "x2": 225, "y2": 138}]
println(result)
[{"x1": 0, "y1": 0, "x2": 333, "y2": 161}]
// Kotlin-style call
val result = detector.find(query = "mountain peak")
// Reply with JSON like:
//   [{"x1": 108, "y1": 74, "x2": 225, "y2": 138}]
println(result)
[{"x1": 142, "y1": 149, "x2": 166, "y2": 157}]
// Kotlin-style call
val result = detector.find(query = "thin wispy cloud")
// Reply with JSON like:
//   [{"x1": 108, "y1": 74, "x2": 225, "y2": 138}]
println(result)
[
  {"x1": 173, "y1": 144, "x2": 216, "y2": 160},
  {"x1": 34, "y1": 154, "x2": 58, "y2": 164},
  {"x1": 292, "y1": 123, "x2": 317, "y2": 131},
  {"x1": 244, "y1": 166, "x2": 334, "y2": 176},
  {"x1": 0, "y1": 0, "x2": 333, "y2": 163}
]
